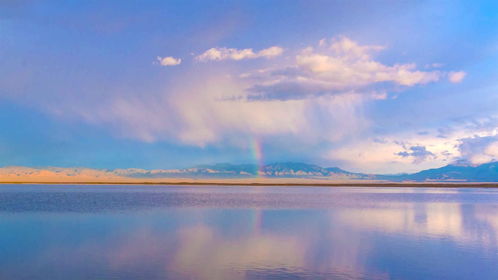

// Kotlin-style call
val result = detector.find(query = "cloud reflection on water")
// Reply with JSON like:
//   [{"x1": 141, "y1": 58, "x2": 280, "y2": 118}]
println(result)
[
  {"x1": 0, "y1": 187, "x2": 497, "y2": 279},
  {"x1": 334, "y1": 201, "x2": 498, "y2": 249}
]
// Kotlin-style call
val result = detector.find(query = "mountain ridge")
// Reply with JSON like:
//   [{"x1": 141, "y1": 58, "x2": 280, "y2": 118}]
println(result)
[{"x1": 1, "y1": 161, "x2": 498, "y2": 182}]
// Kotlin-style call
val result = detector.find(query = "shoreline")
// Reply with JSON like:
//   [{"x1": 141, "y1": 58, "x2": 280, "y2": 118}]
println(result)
[{"x1": 1, "y1": 181, "x2": 498, "y2": 188}]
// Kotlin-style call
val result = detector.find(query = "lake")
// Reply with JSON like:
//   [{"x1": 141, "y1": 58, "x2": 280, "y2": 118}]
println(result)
[{"x1": 0, "y1": 185, "x2": 497, "y2": 280}]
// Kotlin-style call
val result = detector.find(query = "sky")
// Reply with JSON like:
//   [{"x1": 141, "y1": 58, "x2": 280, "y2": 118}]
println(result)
[{"x1": 1, "y1": 0, "x2": 498, "y2": 174}]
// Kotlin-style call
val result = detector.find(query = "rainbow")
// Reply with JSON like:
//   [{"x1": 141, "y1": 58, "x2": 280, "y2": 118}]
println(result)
[
  {"x1": 250, "y1": 138, "x2": 265, "y2": 232},
  {"x1": 251, "y1": 138, "x2": 265, "y2": 177}
]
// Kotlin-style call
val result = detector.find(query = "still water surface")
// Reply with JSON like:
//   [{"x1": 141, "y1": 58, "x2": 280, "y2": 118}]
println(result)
[{"x1": 0, "y1": 185, "x2": 497, "y2": 280}]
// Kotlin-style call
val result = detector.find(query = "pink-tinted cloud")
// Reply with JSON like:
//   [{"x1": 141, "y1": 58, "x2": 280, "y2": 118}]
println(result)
[
  {"x1": 448, "y1": 71, "x2": 466, "y2": 83},
  {"x1": 157, "y1": 56, "x2": 182, "y2": 66}
]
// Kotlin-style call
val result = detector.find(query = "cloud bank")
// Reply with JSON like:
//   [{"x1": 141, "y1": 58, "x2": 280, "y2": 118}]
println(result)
[
  {"x1": 5, "y1": 35, "x2": 473, "y2": 173},
  {"x1": 67, "y1": 37, "x2": 469, "y2": 156}
]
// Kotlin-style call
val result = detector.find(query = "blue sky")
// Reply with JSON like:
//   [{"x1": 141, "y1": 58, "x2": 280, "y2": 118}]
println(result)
[{"x1": 1, "y1": 0, "x2": 498, "y2": 173}]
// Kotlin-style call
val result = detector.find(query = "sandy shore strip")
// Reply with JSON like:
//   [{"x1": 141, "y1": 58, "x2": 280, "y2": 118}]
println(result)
[{"x1": 1, "y1": 177, "x2": 498, "y2": 188}]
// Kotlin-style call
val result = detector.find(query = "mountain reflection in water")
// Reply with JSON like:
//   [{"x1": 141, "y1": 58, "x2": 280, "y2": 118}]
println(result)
[{"x1": 0, "y1": 185, "x2": 497, "y2": 280}]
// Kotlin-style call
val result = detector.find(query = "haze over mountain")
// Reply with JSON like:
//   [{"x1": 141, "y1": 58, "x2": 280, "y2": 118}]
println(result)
[{"x1": 1, "y1": 162, "x2": 497, "y2": 182}]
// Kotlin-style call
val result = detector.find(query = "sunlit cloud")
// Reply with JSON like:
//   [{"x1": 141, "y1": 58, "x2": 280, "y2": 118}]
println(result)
[
  {"x1": 448, "y1": 71, "x2": 466, "y2": 83},
  {"x1": 157, "y1": 56, "x2": 182, "y2": 66},
  {"x1": 326, "y1": 116, "x2": 498, "y2": 173},
  {"x1": 196, "y1": 46, "x2": 283, "y2": 61},
  {"x1": 243, "y1": 36, "x2": 444, "y2": 100}
]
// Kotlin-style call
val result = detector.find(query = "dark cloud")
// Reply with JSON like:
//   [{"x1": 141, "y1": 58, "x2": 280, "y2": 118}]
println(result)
[{"x1": 397, "y1": 145, "x2": 435, "y2": 164}]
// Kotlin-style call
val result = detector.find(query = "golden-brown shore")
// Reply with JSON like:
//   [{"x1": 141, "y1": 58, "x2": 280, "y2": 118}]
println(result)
[
  {"x1": 1, "y1": 167, "x2": 497, "y2": 187},
  {"x1": 1, "y1": 178, "x2": 498, "y2": 188}
]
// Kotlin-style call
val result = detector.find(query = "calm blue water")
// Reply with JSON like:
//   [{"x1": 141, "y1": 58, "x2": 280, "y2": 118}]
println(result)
[{"x1": 0, "y1": 185, "x2": 497, "y2": 280}]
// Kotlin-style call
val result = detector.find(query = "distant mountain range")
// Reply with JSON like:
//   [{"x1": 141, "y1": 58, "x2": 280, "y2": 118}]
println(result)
[
  {"x1": 122, "y1": 162, "x2": 369, "y2": 180},
  {"x1": 381, "y1": 161, "x2": 498, "y2": 182},
  {"x1": 0, "y1": 162, "x2": 498, "y2": 182},
  {"x1": 1, "y1": 161, "x2": 498, "y2": 182}
]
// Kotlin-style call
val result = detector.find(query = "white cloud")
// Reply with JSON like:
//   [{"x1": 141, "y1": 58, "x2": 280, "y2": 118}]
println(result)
[
  {"x1": 243, "y1": 36, "x2": 444, "y2": 100},
  {"x1": 326, "y1": 116, "x2": 498, "y2": 173},
  {"x1": 458, "y1": 135, "x2": 498, "y2": 165},
  {"x1": 157, "y1": 56, "x2": 182, "y2": 66},
  {"x1": 326, "y1": 36, "x2": 385, "y2": 60},
  {"x1": 327, "y1": 136, "x2": 456, "y2": 174},
  {"x1": 196, "y1": 46, "x2": 283, "y2": 62},
  {"x1": 257, "y1": 46, "x2": 284, "y2": 57},
  {"x1": 448, "y1": 71, "x2": 466, "y2": 83},
  {"x1": 486, "y1": 142, "x2": 498, "y2": 156}
]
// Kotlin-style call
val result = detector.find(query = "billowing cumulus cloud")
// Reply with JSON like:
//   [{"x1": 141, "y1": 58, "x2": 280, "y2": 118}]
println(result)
[
  {"x1": 196, "y1": 46, "x2": 283, "y2": 61},
  {"x1": 243, "y1": 36, "x2": 443, "y2": 100},
  {"x1": 157, "y1": 56, "x2": 182, "y2": 66}
]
